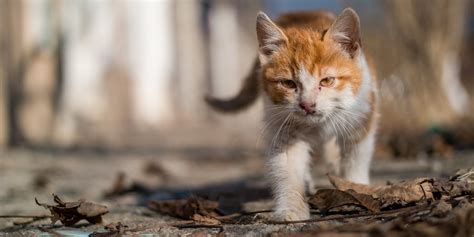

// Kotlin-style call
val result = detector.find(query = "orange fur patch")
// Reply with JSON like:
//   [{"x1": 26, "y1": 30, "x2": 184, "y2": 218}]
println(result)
[{"x1": 261, "y1": 12, "x2": 363, "y2": 104}]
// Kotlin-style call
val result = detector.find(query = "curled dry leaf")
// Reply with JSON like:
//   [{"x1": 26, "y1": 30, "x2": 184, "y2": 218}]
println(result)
[
  {"x1": 328, "y1": 175, "x2": 433, "y2": 203},
  {"x1": 430, "y1": 200, "x2": 452, "y2": 217},
  {"x1": 148, "y1": 196, "x2": 221, "y2": 224},
  {"x1": 328, "y1": 170, "x2": 473, "y2": 209},
  {"x1": 308, "y1": 189, "x2": 380, "y2": 213},
  {"x1": 450, "y1": 168, "x2": 474, "y2": 183},
  {"x1": 35, "y1": 194, "x2": 108, "y2": 226},
  {"x1": 430, "y1": 179, "x2": 471, "y2": 199}
]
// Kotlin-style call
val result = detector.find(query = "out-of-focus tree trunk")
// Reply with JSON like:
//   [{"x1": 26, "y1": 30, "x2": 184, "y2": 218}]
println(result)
[
  {"x1": 16, "y1": 0, "x2": 63, "y2": 147},
  {"x1": 206, "y1": 0, "x2": 262, "y2": 126},
  {"x1": 0, "y1": 1, "x2": 8, "y2": 148},
  {"x1": 173, "y1": 1, "x2": 208, "y2": 122},
  {"x1": 386, "y1": 0, "x2": 469, "y2": 124},
  {"x1": 1, "y1": 0, "x2": 25, "y2": 147}
]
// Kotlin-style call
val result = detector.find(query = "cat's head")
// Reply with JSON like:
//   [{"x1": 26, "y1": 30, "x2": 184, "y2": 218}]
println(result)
[{"x1": 257, "y1": 8, "x2": 364, "y2": 124}]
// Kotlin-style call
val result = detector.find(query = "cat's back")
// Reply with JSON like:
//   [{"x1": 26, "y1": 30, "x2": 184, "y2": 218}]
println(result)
[{"x1": 275, "y1": 10, "x2": 336, "y2": 32}]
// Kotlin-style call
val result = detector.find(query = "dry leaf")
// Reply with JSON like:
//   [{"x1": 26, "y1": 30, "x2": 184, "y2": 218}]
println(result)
[
  {"x1": 430, "y1": 200, "x2": 452, "y2": 217},
  {"x1": 308, "y1": 189, "x2": 380, "y2": 213},
  {"x1": 450, "y1": 168, "x2": 474, "y2": 183},
  {"x1": 191, "y1": 214, "x2": 221, "y2": 225},
  {"x1": 329, "y1": 175, "x2": 433, "y2": 203},
  {"x1": 103, "y1": 172, "x2": 126, "y2": 198},
  {"x1": 328, "y1": 173, "x2": 474, "y2": 210},
  {"x1": 430, "y1": 179, "x2": 471, "y2": 199},
  {"x1": 89, "y1": 222, "x2": 130, "y2": 237},
  {"x1": 148, "y1": 196, "x2": 221, "y2": 224},
  {"x1": 35, "y1": 194, "x2": 108, "y2": 226}
]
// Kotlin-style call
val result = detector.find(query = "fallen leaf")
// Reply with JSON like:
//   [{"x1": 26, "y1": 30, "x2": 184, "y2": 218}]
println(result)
[
  {"x1": 144, "y1": 161, "x2": 170, "y2": 180},
  {"x1": 328, "y1": 175, "x2": 378, "y2": 195},
  {"x1": 430, "y1": 200, "x2": 452, "y2": 217},
  {"x1": 308, "y1": 189, "x2": 380, "y2": 213},
  {"x1": 148, "y1": 196, "x2": 221, "y2": 224},
  {"x1": 191, "y1": 214, "x2": 221, "y2": 225},
  {"x1": 35, "y1": 194, "x2": 108, "y2": 226},
  {"x1": 32, "y1": 174, "x2": 49, "y2": 190},
  {"x1": 103, "y1": 172, "x2": 126, "y2": 198},
  {"x1": 450, "y1": 168, "x2": 474, "y2": 183},
  {"x1": 89, "y1": 222, "x2": 130, "y2": 237},
  {"x1": 327, "y1": 173, "x2": 474, "y2": 211},
  {"x1": 430, "y1": 179, "x2": 471, "y2": 199},
  {"x1": 328, "y1": 175, "x2": 433, "y2": 204}
]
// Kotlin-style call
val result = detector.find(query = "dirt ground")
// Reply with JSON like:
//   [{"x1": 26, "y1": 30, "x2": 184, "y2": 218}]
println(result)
[{"x1": 0, "y1": 148, "x2": 473, "y2": 236}]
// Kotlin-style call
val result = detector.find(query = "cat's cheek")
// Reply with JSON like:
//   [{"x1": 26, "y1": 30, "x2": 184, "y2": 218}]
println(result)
[{"x1": 266, "y1": 86, "x2": 293, "y2": 104}]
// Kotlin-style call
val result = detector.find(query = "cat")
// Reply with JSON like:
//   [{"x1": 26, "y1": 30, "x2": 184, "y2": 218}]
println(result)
[{"x1": 205, "y1": 8, "x2": 378, "y2": 221}]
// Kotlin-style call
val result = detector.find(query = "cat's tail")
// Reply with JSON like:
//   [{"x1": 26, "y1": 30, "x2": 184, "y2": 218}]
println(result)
[{"x1": 204, "y1": 59, "x2": 260, "y2": 113}]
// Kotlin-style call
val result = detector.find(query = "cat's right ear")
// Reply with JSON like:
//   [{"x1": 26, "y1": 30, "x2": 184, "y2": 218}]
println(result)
[{"x1": 256, "y1": 12, "x2": 288, "y2": 65}]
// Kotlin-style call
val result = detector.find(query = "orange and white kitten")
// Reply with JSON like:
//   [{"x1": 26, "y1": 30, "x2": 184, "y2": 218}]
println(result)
[{"x1": 206, "y1": 8, "x2": 378, "y2": 221}]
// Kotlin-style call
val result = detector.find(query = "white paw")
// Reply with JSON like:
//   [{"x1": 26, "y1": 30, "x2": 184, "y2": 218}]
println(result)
[{"x1": 274, "y1": 206, "x2": 310, "y2": 221}]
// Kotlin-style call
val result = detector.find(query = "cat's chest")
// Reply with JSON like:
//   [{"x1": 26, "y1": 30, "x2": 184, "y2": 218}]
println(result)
[{"x1": 289, "y1": 123, "x2": 329, "y2": 145}]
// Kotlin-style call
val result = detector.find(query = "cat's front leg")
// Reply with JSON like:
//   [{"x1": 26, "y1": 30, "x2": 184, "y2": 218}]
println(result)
[
  {"x1": 340, "y1": 129, "x2": 376, "y2": 184},
  {"x1": 268, "y1": 140, "x2": 312, "y2": 221}
]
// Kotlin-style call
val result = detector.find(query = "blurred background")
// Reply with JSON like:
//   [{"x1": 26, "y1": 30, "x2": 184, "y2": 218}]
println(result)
[
  {"x1": 0, "y1": 0, "x2": 473, "y2": 158},
  {"x1": 1, "y1": 0, "x2": 474, "y2": 230}
]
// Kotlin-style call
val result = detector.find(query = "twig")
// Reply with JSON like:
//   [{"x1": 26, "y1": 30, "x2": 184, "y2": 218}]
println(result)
[
  {"x1": 242, "y1": 209, "x2": 273, "y2": 215},
  {"x1": 174, "y1": 223, "x2": 224, "y2": 231},
  {"x1": 268, "y1": 205, "x2": 428, "y2": 225},
  {"x1": 37, "y1": 227, "x2": 63, "y2": 237},
  {"x1": 0, "y1": 214, "x2": 52, "y2": 225},
  {"x1": 216, "y1": 209, "x2": 273, "y2": 221},
  {"x1": 0, "y1": 215, "x2": 51, "y2": 219}
]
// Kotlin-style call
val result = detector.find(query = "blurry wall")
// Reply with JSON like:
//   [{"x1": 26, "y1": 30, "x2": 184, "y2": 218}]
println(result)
[{"x1": 0, "y1": 0, "x2": 473, "y2": 157}]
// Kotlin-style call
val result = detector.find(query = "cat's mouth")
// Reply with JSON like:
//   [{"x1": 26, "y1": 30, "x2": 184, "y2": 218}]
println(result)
[{"x1": 294, "y1": 110, "x2": 325, "y2": 123}]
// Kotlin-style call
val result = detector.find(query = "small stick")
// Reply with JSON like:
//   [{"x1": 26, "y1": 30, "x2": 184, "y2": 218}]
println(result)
[
  {"x1": 268, "y1": 205, "x2": 428, "y2": 225},
  {"x1": 216, "y1": 209, "x2": 273, "y2": 221},
  {"x1": 0, "y1": 215, "x2": 51, "y2": 219},
  {"x1": 37, "y1": 227, "x2": 62, "y2": 237},
  {"x1": 174, "y1": 223, "x2": 224, "y2": 231}
]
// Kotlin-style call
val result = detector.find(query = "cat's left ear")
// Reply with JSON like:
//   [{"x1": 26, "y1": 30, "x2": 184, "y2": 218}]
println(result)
[
  {"x1": 325, "y1": 8, "x2": 361, "y2": 58},
  {"x1": 256, "y1": 12, "x2": 288, "y2": 65}
]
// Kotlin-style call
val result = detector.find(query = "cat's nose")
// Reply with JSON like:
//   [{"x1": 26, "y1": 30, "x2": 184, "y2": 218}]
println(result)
[{"x1": 299, "y1": 102, "x2": 316, "y2": 115}]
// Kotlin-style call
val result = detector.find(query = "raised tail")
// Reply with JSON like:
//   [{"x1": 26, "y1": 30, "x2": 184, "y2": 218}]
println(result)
[{"x1": 205, "y1": 59, "x2": 260, "y2": 113}]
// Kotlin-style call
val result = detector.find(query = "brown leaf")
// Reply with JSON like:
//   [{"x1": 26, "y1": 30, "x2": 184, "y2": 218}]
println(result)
[
  {"x1": 328, "y1": 175, "x2": 434, "y2": 204},
  {"x1": 103, "y1": 172, "x2": 126, "y2": 198},
  {"x1": 35, "y1": 194, "x2": 108, "y2": 226},
  {"x1": 148, "y1": 196, "x2": 221, "y2": 224},
  {"x1": 328, "y1": 173, "x2": 474, "y2": 211},
  {"x1": 432, "y1": 181, "x2": 468, "y2": 199},
  {"x1": 89, "y1": 222, "x2": 130, "y2": 237},
  {"x1": 191, "y1": 214, "x2": 221, "y2": 225},
  {"x1": 143, "y1": 161, "x2": 170, "y2": 179},
  {"x1": 328, "y1": 175, "x2": 378, "y2": 194},
  {"x1": 450, "y1": 168, "x2": 474, "y2": 183},
  {"x1": 430, "y1": 200, "x2": 452, "y2": 217},
  {"x1": 308, "y1": 189, "x2": 380, "y2": 213},
  {"x1": 77, "y1": 202, "x2": 109, "y2": 218}
]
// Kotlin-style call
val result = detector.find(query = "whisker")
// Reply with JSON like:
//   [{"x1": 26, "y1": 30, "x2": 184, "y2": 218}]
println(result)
[
  {"x1": 256, "y1": 110, "x2": 290, "y2": 148},
  {"x1": 269, "y1": 113, "x2": 292, "y2": 155}
]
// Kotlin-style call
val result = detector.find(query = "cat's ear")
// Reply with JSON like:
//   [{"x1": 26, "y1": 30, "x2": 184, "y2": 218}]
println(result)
[
  {"x1": 325, "y1": 8, "x2": 361, "y2": 58},
  {"x1": 256, "y1": 12, "x2": 288, "y2": 64}
]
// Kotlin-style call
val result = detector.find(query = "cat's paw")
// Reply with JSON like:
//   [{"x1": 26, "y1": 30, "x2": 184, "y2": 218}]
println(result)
[{"x1": 274, "y1": 207, "x2": 310, "y2": 221}]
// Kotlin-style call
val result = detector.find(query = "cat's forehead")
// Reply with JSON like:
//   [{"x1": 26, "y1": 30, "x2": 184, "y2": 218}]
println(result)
[{"x1": 283, "y1": 30, "x2": 344, "y2": 64}]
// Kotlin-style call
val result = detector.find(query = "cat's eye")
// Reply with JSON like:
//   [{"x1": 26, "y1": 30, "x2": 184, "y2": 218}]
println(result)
[
  {"x1": 280, "y1": 80, "x2": 297, "y2": 89},
  {"x1": 320, "y1": 77, "x2": 335, "y2": 87}
]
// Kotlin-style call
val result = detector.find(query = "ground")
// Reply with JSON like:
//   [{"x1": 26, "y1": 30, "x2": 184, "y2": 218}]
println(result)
[{"x1": 0, "y1": 148, "x2": 473, "y2": 236}]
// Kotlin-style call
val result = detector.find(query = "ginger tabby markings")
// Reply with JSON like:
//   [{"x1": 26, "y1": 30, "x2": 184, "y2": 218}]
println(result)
[{"x1": 206, "y1": 8, "x2": 378, "y2": 221}]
